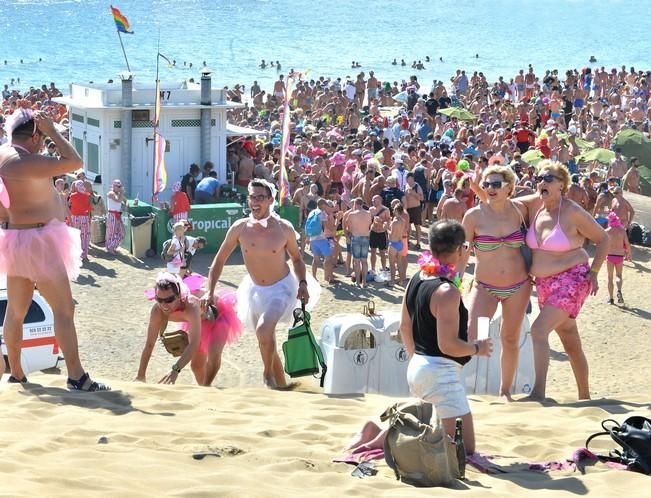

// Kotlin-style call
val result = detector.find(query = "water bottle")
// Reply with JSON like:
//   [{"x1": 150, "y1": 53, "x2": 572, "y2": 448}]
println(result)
[{"x1": 454, "y1": 418, "x2": 465, "y2": 479}]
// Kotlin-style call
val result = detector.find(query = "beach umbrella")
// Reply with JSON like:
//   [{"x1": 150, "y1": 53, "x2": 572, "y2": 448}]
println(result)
[
  {"x1": 577, "y1": 148, "x2": 615, "y2": 164},
  {"x1": 614, "y1": 129, "x2": 651, "y2": 196},
  {"x1": 615, "y1": 128, "x2": 649, "y2": 146},
  {"x1": 557, "y1": 133, "x2": 596, "y2": 152},
  {"x1": 521, "y1": 149, "x2": 546, "y2": 166},
  {"x1": 393, "y1": 91, "x2": 408, "y2": 103},
  {"x1": 438, "y1": 107, "x2": 476, "y2": 121}
]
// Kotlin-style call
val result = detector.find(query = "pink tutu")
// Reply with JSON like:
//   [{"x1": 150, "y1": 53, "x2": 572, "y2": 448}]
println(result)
[
  {"x1": 179, "y1": 289, "x2": 243, "y2": 353},
  {"x1": 0, "y1": 219, "x2": 82, "y2": 281}
]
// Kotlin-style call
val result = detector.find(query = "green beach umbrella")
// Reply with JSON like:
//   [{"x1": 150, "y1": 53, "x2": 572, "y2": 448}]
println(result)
[
  {"x1": 577, "y1": 148, "x2": 615, "y2": 164},
  {"x1": 521, "y1": 149, "x2": 546, "y2": 166},
  {"x1": 557, "y1": 133, "x2": 596, "y2": 152},
  {"x1": 614, "y1": 129, "x2": 651, "y2": 196},
  {"x1": 438, "y1": 107, "x2": 476, "y2": 121}
]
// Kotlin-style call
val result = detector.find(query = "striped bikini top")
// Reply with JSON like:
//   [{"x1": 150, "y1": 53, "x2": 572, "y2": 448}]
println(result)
[{"x1": 473, "y1": 230, "x2": 525, "y2": 251}]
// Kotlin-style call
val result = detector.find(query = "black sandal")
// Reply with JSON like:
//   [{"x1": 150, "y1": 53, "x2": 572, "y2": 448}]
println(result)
[
  {"x1": 8, "y1": 375, "x2": 28, "y2": 384},
  {"x1": 67, "y1": 372, "x2": 111, "y2": 392}
]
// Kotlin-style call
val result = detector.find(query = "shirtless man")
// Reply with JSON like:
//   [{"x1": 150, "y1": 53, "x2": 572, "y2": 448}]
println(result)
[
  {"x1": 387, "y1": 201, "x2": 409, "y2": 286},
  {"x1": 273, "y1": 75, "x2": 286, "y2": 101},
  {"x1": 604, "y1": 212, "x2": 632, "y2": 305},
  {"x1": 235, "y1": 148, "x2": 255, "y2": 187},
  {"x1": 567, "y1": 174, "x2": 590, "y2": 210},
  {"x1": 202, "y1": 180, "x2": 312, "y2": 388},
  {"x1": 345, "y1": 197, "x2": 373, "y2": 287},
  {"x1": 367, "y1": 71, "x2": 379, "y2": 102},
  {"x1": 369, "y1": 195, "x2": 390, "y2": 273},
  {"x1": 0, "y1": 107, "x2": 108, "y2": 390},
  {"x1": 606, "y1": 149, "x2": 628, "y2": 181},
  {"x1": 609, "y1": 186, "x2": 635, "y2": 228},
  {"x1": 435, "y1": 179, "x2": 454, "y2": 220},
  {"x1": 439, "y1": 188, "x2": 467, "y2": 222},
  {"x1": 622, "y1": 157, "x2": 641, "y2": 194},
  {"x1": 404, "y1": 172, "x2": 424, "y2": 249}
]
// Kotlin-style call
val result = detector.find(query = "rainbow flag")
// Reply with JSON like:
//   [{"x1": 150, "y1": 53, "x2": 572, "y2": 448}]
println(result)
[
  {"x1": 278, "y1": 77, "x2": 295, "y2": 206},
  {"x1": 153, "y1": 79, "x2": 166, "y2": 196},
  {"x1": 153, "y1": 131, "x2": 167, "y2": 196},
  {"x1": 110, "y1": 5, "x2": 133, "y2": 34}
]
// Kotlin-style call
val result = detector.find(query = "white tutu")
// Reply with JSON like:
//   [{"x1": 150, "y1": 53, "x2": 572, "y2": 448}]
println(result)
[{"x1": 236, "y1": 271, "x2": 321, "y2": 330}]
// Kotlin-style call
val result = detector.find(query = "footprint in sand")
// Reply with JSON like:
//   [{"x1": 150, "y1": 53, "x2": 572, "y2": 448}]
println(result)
[{"x1": 192, "y1": 445, "x2": 245, "y2": 460}]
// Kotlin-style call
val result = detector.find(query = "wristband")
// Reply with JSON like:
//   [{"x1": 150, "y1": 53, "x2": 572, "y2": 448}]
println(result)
[
  {"x1": 299, "y1": 279, "x2": 308, "y2": 287},
  {"x1": 171, "y1": 362, "x2": 182, "y2": 374},
  {"x1": 473, "y1": 343, "x2": 479, "y2": 355}
]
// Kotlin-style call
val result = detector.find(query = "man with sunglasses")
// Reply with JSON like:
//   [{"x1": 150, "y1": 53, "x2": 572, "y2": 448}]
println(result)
[
  {"x1": 202, "y1": 179, "x2": 317, "y2": 389},
  {"x1": 0, "y1": 106, "x2": 108, "y2": 390}
]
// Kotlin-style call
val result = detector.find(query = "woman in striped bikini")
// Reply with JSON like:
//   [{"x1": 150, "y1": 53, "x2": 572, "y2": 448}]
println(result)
[{"x1": 460, "y1": 165, "x2": 532, "y2": 401}]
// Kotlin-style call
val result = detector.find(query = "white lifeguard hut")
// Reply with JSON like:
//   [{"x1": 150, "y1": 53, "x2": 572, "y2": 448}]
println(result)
[{"x1": 54, "y1": 70, "x2": 263, "y2": 201}]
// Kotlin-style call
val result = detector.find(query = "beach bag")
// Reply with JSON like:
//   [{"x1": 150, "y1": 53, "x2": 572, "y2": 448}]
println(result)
[
  {"x1": 304, "y1": 209, "x2": 323, "y2": 238},
  {"x1": 513, "y1": 201, "x2": 532, "y2": 272},
  {"x1": 282, "y1": 302, "x2": 327, "y2": 387},
  {"x1": 158, "y1": 315, "x2": 188, "y2": 357},
  {"x1": 380, "y1": 401, "x2": 462, "y2": 487},
  {"x1": 586, "y1": 416, "x2": 651, "y2": 474},
  {"x1": 161, "y1": 238, "x2": 186, "y2": 263}
]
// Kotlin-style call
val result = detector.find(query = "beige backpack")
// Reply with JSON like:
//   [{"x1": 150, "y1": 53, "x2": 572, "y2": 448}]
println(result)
[{"x1": 380, "y1": 401, "x2": 462, "y2": 487}]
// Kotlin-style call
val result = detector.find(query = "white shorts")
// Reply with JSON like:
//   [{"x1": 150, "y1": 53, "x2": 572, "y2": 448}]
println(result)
[
  {"x1": 407, "y1": 354, "x2": 470, "y2": 420},
  {"x1": 236, "y1": 271, "x2": 320, "y2": 330}
]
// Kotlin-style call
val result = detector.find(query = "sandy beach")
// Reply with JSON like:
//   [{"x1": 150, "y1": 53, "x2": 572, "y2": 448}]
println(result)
[{"x1": 1, "y1": 239, "x2": 649, "y2": 496}]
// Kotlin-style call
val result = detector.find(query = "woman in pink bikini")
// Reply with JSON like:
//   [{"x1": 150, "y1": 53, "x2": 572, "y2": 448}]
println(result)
[
  {"x1": 461, "y1": 165, "x2": 532, "y2": 401},
  {"x1": 519, "y1": 160, "x2": 608, "y2": 401}
]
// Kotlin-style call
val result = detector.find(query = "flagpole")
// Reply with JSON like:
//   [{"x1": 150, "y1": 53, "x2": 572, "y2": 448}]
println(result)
[
  {"x1": 152, "y1": 30, "x2": 161, "y2": 205},
  {"x1": 117, "y1": 30, "x2": 131, "y2": 72}
]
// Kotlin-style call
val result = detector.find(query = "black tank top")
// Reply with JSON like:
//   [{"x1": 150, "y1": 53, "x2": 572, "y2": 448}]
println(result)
[{"x1": 405, "y1": 272, "x2": 471, "y2": 366}]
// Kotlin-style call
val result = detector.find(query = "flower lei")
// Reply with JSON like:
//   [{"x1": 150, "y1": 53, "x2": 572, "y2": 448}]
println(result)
[{"x1": 417, "y1": 251, "x2": 464, "y2": 292}]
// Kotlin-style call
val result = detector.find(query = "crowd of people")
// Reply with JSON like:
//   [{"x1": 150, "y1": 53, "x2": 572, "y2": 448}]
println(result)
[{"x1": 0, "y1": 64, "x2": 646, "y2": 453}]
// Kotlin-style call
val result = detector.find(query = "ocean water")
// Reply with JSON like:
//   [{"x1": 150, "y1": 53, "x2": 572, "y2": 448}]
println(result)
[{"x1": 0, "y1": 0, "x2": 649, "y2": 93}]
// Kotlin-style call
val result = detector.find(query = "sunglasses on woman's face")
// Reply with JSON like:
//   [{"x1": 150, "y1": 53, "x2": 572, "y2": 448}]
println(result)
[
  {"x1": 155, "y1": 294, "x2": 177, "y2": 304},
  {"x1": 536, "y1": 174, "x2": 560, "y2": 183},
  {"x1": 481, "y1": 180, "x2": 505, "y2": 190}
]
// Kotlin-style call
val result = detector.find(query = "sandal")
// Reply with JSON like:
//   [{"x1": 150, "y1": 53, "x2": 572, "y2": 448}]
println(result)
[
  {"x1": 67, "y1": 372, "x2": 111, "y2": 392},
  {"x1": 617, "y1": 291, "x2": 624, "y2": 304},
  {"x1": 8, "y1": 375, "x2": 28, "y2": 384}
]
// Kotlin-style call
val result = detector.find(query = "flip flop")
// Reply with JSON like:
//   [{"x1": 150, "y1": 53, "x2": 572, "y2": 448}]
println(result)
[{"x1": 8, "y1": 375, "x2": 28, "y2": 384}]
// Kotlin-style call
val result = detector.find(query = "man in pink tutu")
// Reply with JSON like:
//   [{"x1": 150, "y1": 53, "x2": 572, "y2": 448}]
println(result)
[
  {"x1": 0, "y1": 106, "x2": 108, "y2": 390},
  {"x1": 137, "y1": 273, "x2": 242, "y2": 386},
  {"x1": 202, "y1": 179, "x2": 320, "y2": 389}
]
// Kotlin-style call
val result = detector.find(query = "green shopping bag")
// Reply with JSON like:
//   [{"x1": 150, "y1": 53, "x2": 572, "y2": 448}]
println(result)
[{"x1": 282, "y1": 301, "x2": 327, "y2": 387}]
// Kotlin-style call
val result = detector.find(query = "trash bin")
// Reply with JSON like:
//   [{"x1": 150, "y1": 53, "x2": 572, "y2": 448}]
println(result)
[
  {"x1": 371, "y1": 311, "x2": 410, "y2": 397},
  {"x1": 90, "y1": 216, "x2": 106, "y2": 245},
  {"x1": 319, "y1": 314, "x2": 381, "y2": 395},
  {"x1": 130, "y1": 216, "x2": 155, "y2": 259}
]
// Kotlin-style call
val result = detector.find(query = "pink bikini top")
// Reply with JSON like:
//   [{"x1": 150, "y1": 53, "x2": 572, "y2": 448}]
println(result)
[{"x1": 526, "y1": 197, "x2": 573, "y2": 252}]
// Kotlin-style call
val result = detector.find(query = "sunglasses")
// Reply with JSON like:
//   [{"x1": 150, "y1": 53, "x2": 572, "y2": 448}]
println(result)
[
  {"x1": 481, "y1": 180, "x2": 506, "y2": 190},
  {"x1": 249, "y1": 194, "x2": 271, "y2": 202},
  {"x1": 535, "y1": 174, "x2": 560, "y2": 183},
  {"x1": 155, "y1": 294, "x2": 177, "y2": 304}
]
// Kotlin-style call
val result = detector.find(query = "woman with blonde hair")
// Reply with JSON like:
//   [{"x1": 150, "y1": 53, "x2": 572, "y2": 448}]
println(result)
[
  {"x1": 473, "y1": 160, "x2": 608, "y2": 401},
  {"x1": 461, "y1": 165, "x2": 531, "y2": 401}
]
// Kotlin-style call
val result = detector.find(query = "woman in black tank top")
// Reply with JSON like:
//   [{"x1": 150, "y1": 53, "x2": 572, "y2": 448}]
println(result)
[{"x1": 400, "y1": 221, "x2": 493, "y2": 455}]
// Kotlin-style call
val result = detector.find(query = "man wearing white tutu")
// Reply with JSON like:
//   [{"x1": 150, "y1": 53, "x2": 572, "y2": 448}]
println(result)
[{"x1": 202, "y1": 179, "x2": 319, "y2": 388}]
